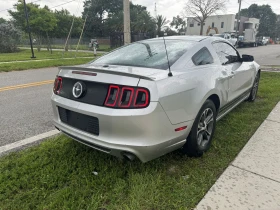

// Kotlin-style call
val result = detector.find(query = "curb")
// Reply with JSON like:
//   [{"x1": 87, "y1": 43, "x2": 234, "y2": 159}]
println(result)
[{"x1": 0, "y1": 130, "x2": 60, "y2": 157}]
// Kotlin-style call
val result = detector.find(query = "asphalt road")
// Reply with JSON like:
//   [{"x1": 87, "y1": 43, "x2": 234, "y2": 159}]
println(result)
[
  {"x1": 0, "y1": 45, "x2": 279, "y2": 148},
  {"x1": 0, "y1": 68, "x2": 58, "y2": 147},
  {"x1": 238, "y1": 45, "x2": 280, "y2": 66}
]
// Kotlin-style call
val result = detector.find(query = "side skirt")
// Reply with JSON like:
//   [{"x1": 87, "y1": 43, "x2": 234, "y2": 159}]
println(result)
[{"x1": 217, "y1": 90, "x2": 250, "y2": 121}]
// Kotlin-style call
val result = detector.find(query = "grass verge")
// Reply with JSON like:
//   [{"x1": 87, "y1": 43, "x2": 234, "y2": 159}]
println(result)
[
  {"x1": 0, "y1": 49, "x2": 96, "y2": 62},
  {"x1": 0, "y1": 49, "x2": 100, "y2": 72},
  {"x1": 0, "y1": 72, "x2": 280, "y2": 209},
  {"x1": 0, "y1": 58, "x2": 94, "y2": 73}
]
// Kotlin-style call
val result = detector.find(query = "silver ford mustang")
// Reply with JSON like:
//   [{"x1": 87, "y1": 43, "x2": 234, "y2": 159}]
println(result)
[{"x1": 51, "y1": 36, "x2": 260, "y2": 162}]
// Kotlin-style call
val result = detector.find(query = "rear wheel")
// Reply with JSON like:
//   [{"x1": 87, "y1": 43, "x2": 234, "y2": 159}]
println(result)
[
  {"x1": 182, "y1": 100, "x2": 217, "y2": 157},
  {"x1": 248, "y1": 72, "x2": 260, "y2": 102}
]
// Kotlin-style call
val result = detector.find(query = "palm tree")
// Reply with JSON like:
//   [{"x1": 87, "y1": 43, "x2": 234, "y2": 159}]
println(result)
[{"x1": 156, "y1": 15, "x2": 169, "y2": 36}]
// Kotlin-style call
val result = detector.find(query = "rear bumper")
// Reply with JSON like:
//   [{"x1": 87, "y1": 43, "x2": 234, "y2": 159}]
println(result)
[{"x1": 51, "y1": 94, "x2": 194, "y2": 162}]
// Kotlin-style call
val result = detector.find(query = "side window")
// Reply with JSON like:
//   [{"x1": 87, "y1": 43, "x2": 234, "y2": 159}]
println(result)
[
  {"x1": 192, "y1": 47, "x2": 214, "y2": 66},
  {"x1": 212, "y1": 42, "x2": 240, "y2": 65}
]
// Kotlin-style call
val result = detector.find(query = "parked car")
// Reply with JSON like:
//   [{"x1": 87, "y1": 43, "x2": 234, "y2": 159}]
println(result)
[
  {"x1": 52, "y1": 36, "x2": 260, "y2": 162},
  {"x1": 257, "y1": 36, "x2": 269, "y2": 46},
  {"x1": 213, "y1": 33, "x2": 238, "y2": 46}
]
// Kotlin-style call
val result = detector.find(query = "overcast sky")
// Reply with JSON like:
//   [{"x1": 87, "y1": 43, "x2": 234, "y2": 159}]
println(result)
[{"x1": 0, "y1": 0, "x2": 280, "y2": 20}]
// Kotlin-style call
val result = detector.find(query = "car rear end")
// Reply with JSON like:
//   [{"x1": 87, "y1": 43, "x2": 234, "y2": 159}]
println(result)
[{"x1": 51, "y1": 66, "x2": 192, "y2": 162}]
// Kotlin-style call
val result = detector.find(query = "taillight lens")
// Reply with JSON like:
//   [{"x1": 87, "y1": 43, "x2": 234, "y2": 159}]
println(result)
[
  {"x1": 104, "y1": 85, "x2": 149, "y2": 109},
  {"x1": 134, "y1": 88, "x2": 149, "y2": 108},
  {"x1": 119, "y1": 87, "x2": 134, "y2": 108},
  {"x1": 104, "y1": 85, "x2": 120, "y2": 107},
  {"x1": 53, "y1": 77, "x2": 62, "y2": 95}
]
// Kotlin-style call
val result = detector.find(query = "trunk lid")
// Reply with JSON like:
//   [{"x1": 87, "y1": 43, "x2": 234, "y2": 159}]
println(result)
[{"x1": 56, "y1": 64, "x2": 166, "y2": 106}]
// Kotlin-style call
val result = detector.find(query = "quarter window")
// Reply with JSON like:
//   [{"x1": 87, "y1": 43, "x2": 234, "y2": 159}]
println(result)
[
  {"x1": 212, "y1": 42, "x2": 240, "y2": 65},
  {"x1": 192, "y1": 47, "x2": 214, "y2": 66}
]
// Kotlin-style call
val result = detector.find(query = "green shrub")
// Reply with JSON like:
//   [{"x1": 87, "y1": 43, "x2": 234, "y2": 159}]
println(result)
[{"x1": 0, "y1": 22, "x2": 21, "y2": 53}]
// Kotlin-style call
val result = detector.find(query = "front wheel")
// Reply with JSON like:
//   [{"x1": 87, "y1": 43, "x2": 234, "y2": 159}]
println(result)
[
  {"x1": 182, "y1": 100, "x2": 217, "y2": 157},
  {"x1": 248, "y1": 72, "x2": 260, "y2": 102}
]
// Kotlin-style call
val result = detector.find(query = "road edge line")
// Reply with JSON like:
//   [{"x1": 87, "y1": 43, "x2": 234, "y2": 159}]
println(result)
[{"x1": 0, "y1": 130, "x2": 60, "y2": 155}]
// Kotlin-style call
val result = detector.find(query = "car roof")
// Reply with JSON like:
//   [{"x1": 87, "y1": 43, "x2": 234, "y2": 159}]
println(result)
[{"x1": 142, "y1": 35, "x2": 224, "y2": 43}]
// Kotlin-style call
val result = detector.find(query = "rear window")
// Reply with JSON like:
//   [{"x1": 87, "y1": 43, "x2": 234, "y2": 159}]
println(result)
[
  {"x1": 192, "y1": 47, "x2": 214, "y2": 66},
  {"x1": 92, "y1": 39, "x2": 196, "y2": 70}
]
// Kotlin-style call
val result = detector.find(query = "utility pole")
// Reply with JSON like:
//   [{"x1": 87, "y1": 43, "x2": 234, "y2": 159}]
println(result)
[
  {"x1": 236, "y1": 0, "x2": 242, "y2": 36},
  {"x1": 23, "y1": 0, "x2": 36, "y2": 58},
  {"x1": 123, "y1": 0, "x2": 131, "y2": 45},
  {"x1": 154, "y1": 2, "x2": 157, "y2": 18}
]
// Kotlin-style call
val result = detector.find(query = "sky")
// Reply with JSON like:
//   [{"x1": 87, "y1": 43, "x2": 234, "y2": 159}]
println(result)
[{"x1": 0, "y1": 0, "x2": 280, "y2": 21}]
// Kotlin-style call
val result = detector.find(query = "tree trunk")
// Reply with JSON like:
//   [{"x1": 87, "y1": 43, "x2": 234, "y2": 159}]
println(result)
[{"x1": 200, "y1": 23, "x2": 204, "y2": 35}]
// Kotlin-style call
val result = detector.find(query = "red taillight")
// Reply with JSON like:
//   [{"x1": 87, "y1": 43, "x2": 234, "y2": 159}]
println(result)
[
  {"x1": 118, "y1": 87, "x2": 134, "y2": 108},
  {"x1": 53, "y1": 77, "x2": 62, "y2": 95},
  {"x1": 133, "y1": 88, "x2": 149, "y2": 108},
  {"x1": 104, "y1": 85, "x2": 149, "y2": 109},
  {"x1": 104, "y1": 85, "x2": 120, "y2": 107}
]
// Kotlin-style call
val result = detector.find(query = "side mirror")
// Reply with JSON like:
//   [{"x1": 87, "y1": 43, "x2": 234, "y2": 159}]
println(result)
[{"x1": 242, "y1": 54, "x2": 254, "y2": 62}]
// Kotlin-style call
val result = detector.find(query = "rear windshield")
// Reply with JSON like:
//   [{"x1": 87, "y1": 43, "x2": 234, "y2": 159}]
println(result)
[{"x1": 92, "y1": 39, "x2": 196, "y2": 70}]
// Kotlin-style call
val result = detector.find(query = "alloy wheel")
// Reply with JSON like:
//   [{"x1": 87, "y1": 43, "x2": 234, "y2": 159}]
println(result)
[
  {"x1": 197, "y1": 108, "x2": 214, "y2": 148},
  {"x1": 251, "y1": 74, "x2": 260, "y2": 100}
]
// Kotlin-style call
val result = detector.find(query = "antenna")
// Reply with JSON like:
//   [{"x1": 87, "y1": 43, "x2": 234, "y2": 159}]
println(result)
[{"x1": 163, "y1": 36, "x2": 173, "y2": 77}]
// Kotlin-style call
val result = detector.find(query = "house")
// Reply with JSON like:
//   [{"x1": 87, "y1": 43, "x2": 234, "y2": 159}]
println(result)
[{"x1": 186, "y1": 14, "x2": 259, "y2": 36}]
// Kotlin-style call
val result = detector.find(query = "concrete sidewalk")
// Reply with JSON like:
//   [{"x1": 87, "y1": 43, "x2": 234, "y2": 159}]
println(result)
[{"x1": 196, "y1": 102, "x2": 280, "y2": 210}]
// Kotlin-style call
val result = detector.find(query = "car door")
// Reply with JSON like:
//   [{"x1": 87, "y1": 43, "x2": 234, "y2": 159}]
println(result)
[{"x1": 212, "y1": 42, "x2": 253, "y2": 102}]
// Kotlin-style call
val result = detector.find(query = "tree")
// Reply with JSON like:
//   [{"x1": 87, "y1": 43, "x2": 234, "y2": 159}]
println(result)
[
  {"x1": 170, "y1": 16, "x2": 186, "y2": 34},
  {"x1": 50, "y1": 9, "x2": 83, "y2": 38},
  {"x1": 184, "y1": 0, "x2": 227, "y2": 35},
  {"x1": 239, "y1": 4, "x2": 277, "y2": 38},
  {"x1": 82, "y1": 0, "x2": 123, "y2": 37},
  {"x1": 164, "y1": 27, "x2": 178, "y2": 36},
  {"x1": 9, "y1": 1, "x2": 57, "y2": 50},
  {"x1": 276, "y1": 16, "x2": 280, "y2": 39},
  {"x1": 0, "y1": 18, "x2": 7, "y2": 24},
  {"x1": 156, "y1": 15, "x2": 169, "y2": 36},
  {"x1": 0, "y1": 22, "x2": 21, "y2": 53},
  {"x1": 83, "y1": 1, "x2": 156, "y2": 37}
]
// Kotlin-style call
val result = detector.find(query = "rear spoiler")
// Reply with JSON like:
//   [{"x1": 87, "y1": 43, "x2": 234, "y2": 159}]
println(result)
[{"x1": 59, "y1": 66, "x2": 155, "y2": 81}]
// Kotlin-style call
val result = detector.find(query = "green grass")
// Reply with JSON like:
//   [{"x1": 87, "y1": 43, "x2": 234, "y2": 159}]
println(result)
[
  {"x1": 0, "y1": 72, "x2": 279, "y2": 209},
  {"x1": 0, "y1": 49, "x2": 95, "y2": 62},
  {"x1": 0, "y1": 49, "x2": 100, "y2": 72},
  {"x1": 0, "y1": 58, "x2": 95, "y2": 72}
]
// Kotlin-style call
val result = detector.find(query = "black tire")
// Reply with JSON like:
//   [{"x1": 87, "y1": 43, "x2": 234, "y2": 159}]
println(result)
[
  {"x1": 248, "y1": 72, "x2": 260, "y2": 102},
  {"x1": 182, "y1": 100, "x2": 217, "y2": 157}
]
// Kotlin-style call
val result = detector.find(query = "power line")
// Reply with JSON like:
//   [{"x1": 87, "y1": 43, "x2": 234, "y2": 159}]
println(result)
[
  {"x1": 0, "y1": 0, "x2": 77, "y2": 13},
  {"x1": 49, "y1": 0, "x2": 77, "y2": 9}
]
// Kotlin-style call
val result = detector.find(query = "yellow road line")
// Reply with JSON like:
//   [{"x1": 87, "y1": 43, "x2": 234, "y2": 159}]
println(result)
[{"x1": 0, "y1": 80, "x2": 54, "y2": 92}]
